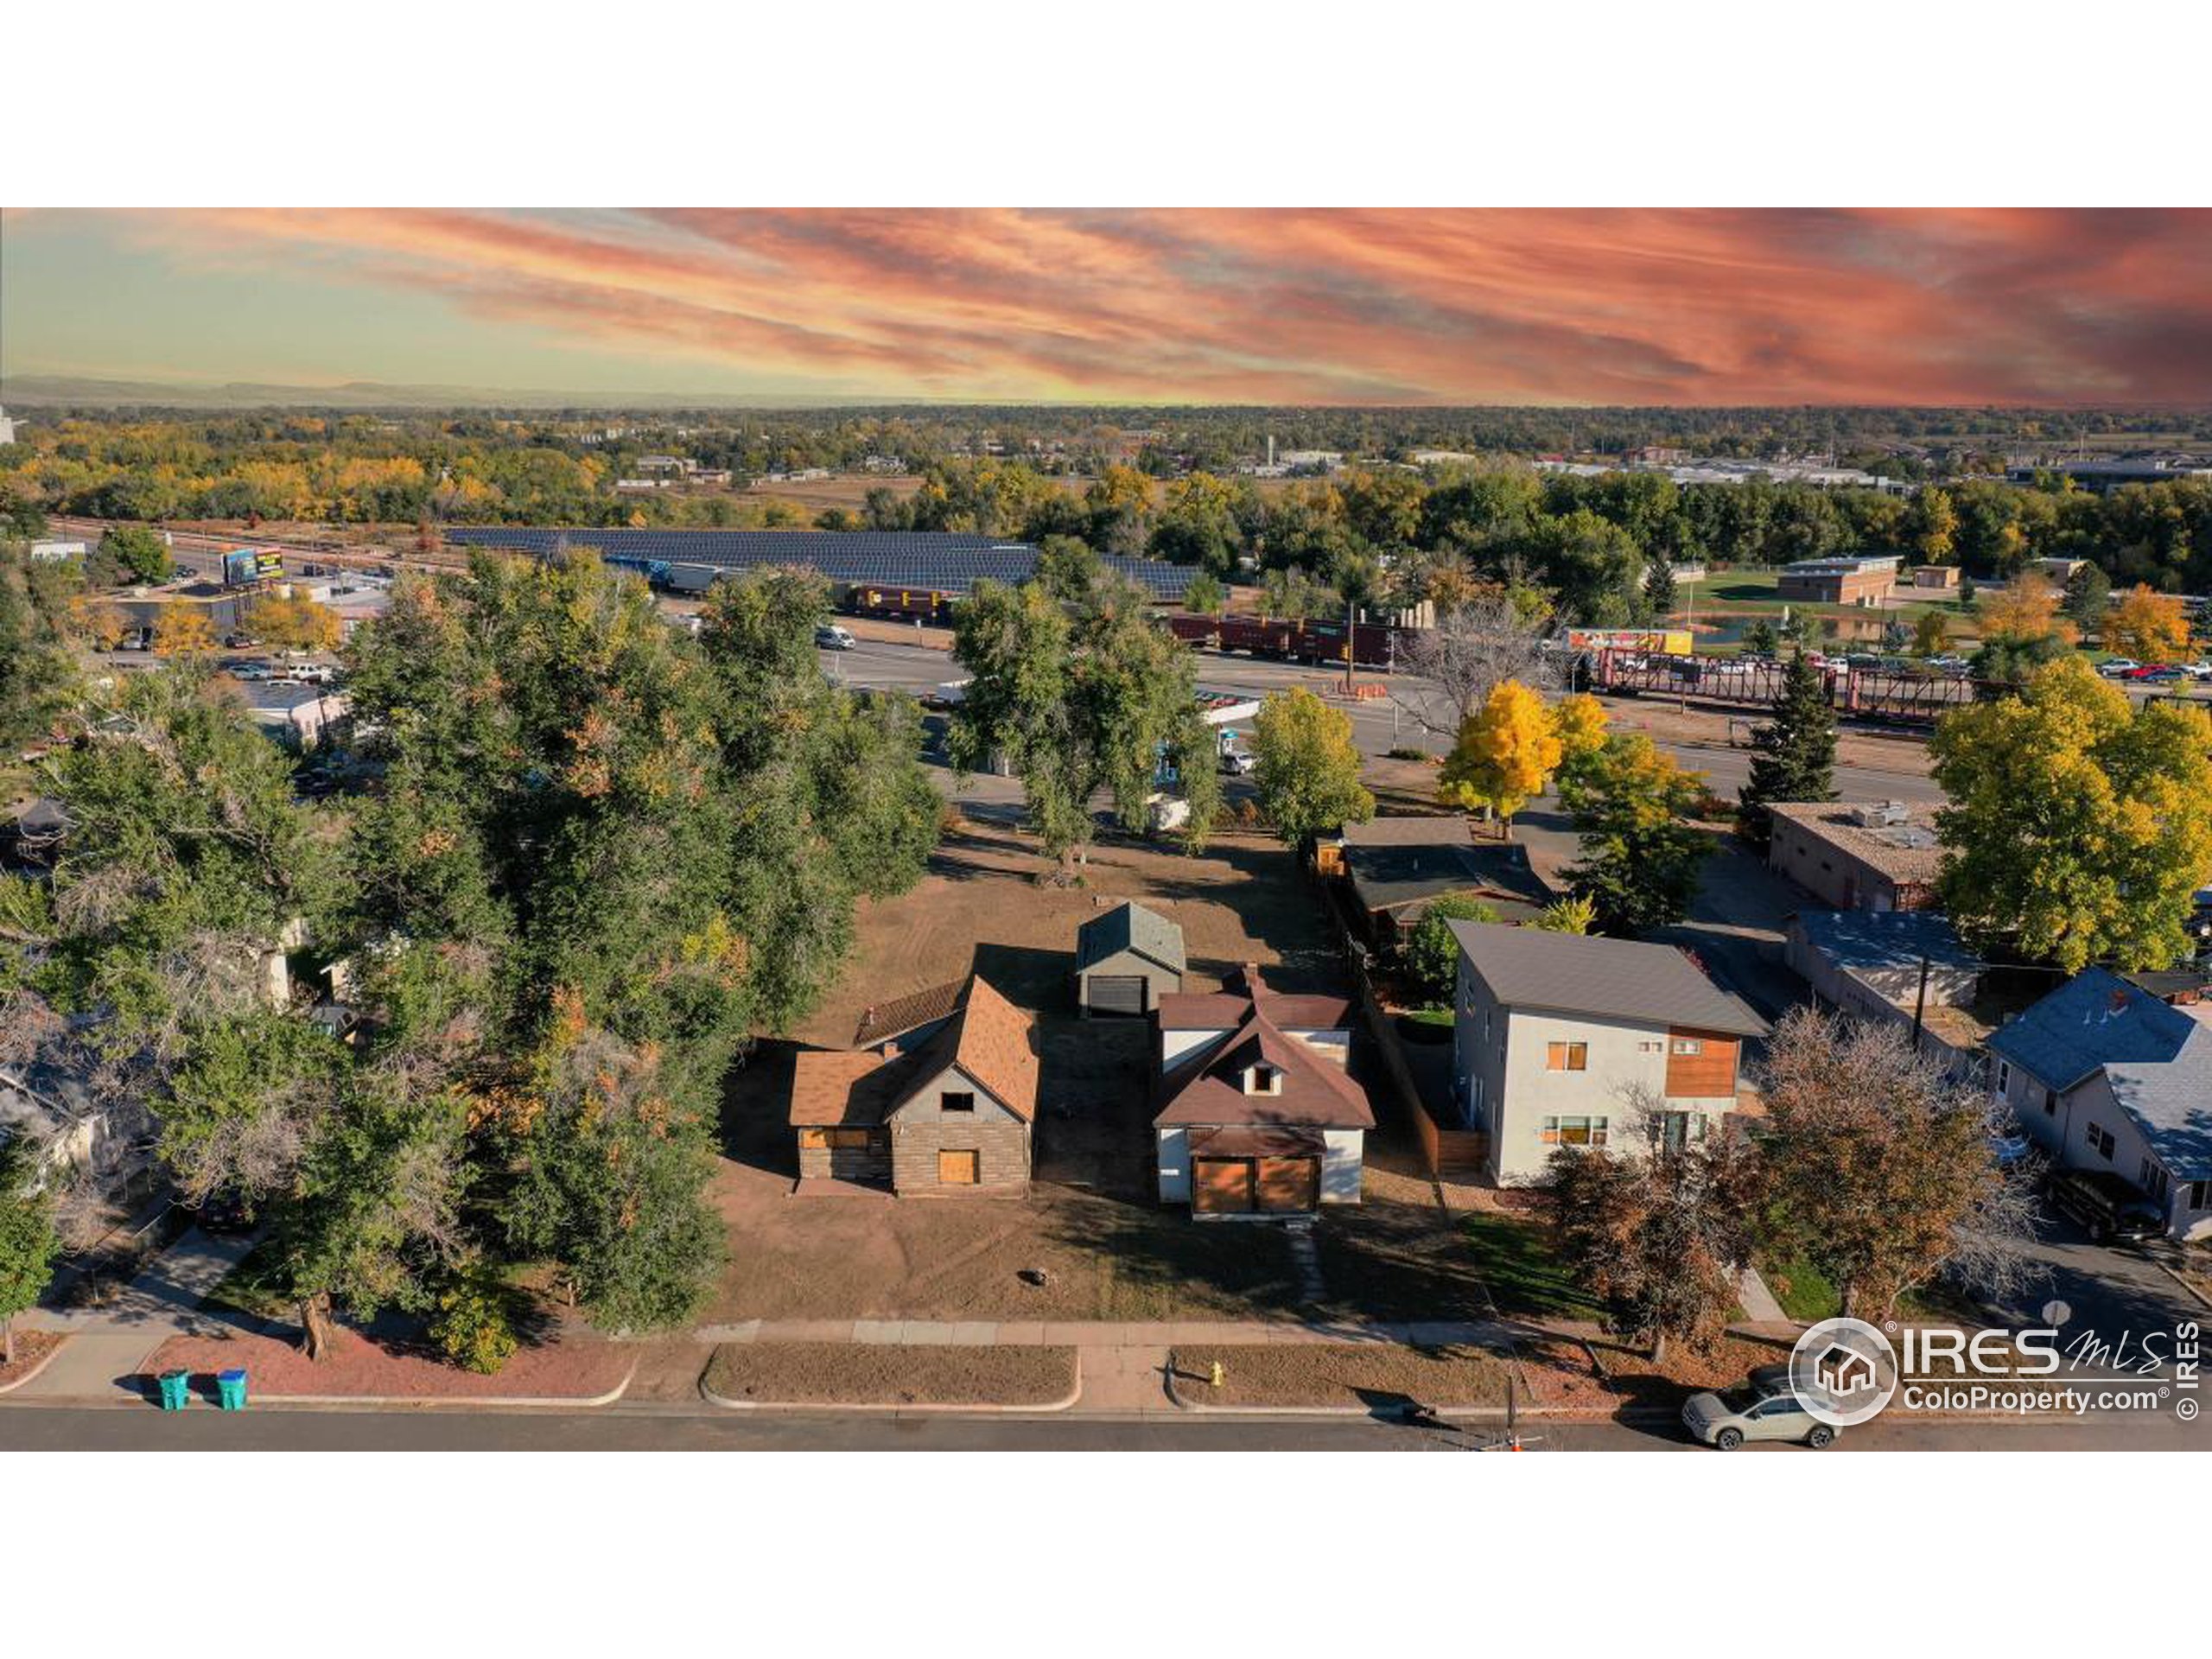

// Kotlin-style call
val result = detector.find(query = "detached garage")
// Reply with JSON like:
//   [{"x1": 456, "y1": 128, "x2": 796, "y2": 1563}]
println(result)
[{"x1": 1074, "y1": 901, "x2": 1186, "y2": 1017}]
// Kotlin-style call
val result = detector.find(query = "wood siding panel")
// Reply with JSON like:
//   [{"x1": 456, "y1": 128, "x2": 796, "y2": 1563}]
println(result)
[
  {"x1": 1664, "y1": 1031, "x2": 1739, "y2": 1098},
  {"x1": 1255, "y1": 1157, "x2": 1319, "y2": 1212},
  {"x1": 1194, "y1": 1159, "x2": 1255, "y2": 1214}
]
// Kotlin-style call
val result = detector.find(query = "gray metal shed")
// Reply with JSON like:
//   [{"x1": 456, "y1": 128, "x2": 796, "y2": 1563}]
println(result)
[{"x1": 1073, "y1": 901, "x2": 1187, "y2": 1016}]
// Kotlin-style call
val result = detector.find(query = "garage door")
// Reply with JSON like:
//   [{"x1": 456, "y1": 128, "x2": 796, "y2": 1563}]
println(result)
[
  {"x1": 1193, "y1": 1159, "x2": 1255, "y2": 1214},
  {"x1": 1089, "y1": 975, "x2": 1147, "y2": 1016},
  {"x1": 938, "y1": 1149, "x2": 980, "y2": 1185},
  {"x1": 1255, "y1": 1157, "x2": 1319, "y2": 1212}
]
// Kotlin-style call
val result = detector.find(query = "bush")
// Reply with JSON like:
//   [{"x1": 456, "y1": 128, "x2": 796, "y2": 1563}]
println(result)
[
  {"x1": 1405, "y1": 894, "x2": 1501, "y2": 1003},
  {"x1": 431, "y1": 1278, "x2": 520, "y2": 1375},
  {"x1": 1385, "y1": 745, "x2": 1433, "y2": 762}
]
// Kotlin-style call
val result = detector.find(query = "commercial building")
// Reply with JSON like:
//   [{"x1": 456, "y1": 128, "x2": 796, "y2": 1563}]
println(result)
[
  {"x1": 2004, "y1": 459, "x2": 2212, "y2": 494},
  {"x1": 1766, "y1": 800, "x2": 1942, "y2": 912},
  {"x1": 1784, "y1": 909, "x2": 1992, "y2": 1081},
  {"x1": 1775, "y1": 554, "x2": 1901, "y2": 607}
]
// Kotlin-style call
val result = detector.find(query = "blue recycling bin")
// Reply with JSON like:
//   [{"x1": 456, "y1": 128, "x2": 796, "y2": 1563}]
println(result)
[
  {"x1": 156, "y1": 1369, "x2": 191, "y2": 1411},
  {"x1": 216, "y1": 1368, "x2": 248, "y2": 1411}
]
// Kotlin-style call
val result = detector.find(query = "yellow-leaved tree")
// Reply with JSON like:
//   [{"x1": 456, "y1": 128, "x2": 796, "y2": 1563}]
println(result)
[
  {"x1": 1439, "y1": 679, "x2": 1562, "y2": 836},
  {"x1": 248, "y1": 590, "x2": 342, "y2": 654},
  {"x1": 2104, "y1": 583, "x2": 2190, "y2": 664},
  {"x1": 152, "y1": 607, "x2": 217, "y2": 658},
  {"x1": 1977, "y1": 569, "x2": 2077, "y2": 647}
]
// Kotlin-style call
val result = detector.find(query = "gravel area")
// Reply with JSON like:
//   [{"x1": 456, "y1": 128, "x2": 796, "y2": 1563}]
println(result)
[
  {"x1": 704, "y1": 1342, "x2": 1077, "y2": 1407},
  {"x1": 145, "y1": 1326, "x2": 636, "y2": 1402},
  {"x1": 1170, "y1": 1342, "x2": 1516, "y2": 1410}
]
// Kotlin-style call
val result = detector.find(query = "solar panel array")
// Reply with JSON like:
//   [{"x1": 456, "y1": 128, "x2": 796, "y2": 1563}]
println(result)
[{"x1": 442, "y1": 528, "x2": 1193, "y2": 600}]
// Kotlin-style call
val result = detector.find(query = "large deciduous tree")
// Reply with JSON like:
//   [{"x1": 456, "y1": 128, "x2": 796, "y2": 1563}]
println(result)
[
  {"x1": 950, "y1": 576, "x2": 1217, "y2": 878},
  {"x1": 1755, "y1": 1007, "x2": 2037, "y2": 1321},
  {"x1": 2104, "y1": 582, "x2": 2190, "y2": 664},
  {"x1": 1438, "y1": 679, "x2": 1560, "y2": 835},
  {"x1": 1930, "y1": 657, "x2": 2212, "y2": 971},
  {"x1": 1249, "y1": 687, "x2": 1373, "y2": 850},
  {"x1": 1559, "y1": 733, "x2": 1711, "y2": 934}
]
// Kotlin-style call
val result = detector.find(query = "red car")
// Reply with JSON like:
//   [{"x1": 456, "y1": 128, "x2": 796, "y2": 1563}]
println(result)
[{"x1": 2123, "y1": 664, "x2": 2172, "y2": 680}]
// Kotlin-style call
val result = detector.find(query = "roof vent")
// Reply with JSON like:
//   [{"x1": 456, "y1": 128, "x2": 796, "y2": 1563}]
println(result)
[{"x1": 1850, "y1": 801, "x2": 1911, "y2": 828}]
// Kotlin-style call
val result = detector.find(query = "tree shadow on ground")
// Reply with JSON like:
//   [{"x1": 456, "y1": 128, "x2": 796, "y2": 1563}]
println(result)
[{"x1": 717, "y1": 1041, "x2": 803, "y2": 1179}]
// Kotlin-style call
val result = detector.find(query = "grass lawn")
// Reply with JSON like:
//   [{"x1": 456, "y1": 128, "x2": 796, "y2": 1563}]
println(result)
[
  {"x1": 1170, "y1": 1341, "x2": 1516, "y2": 1410},
  {"x1": 200, "y1": 1241, "x2": 295, "y2": 1324},
  {"x1": 703, "y1": 1343, "x2": 1077, "y2": 1407},
  {"x1": 1458, "y1": 1210, "x2": 1604, "y2": 1322},
  {"x1": 1758, "y1": 1253, "x2": 1991, "y2": 1326},
  {"x1": 1397, "y1": 1007, "x2": 1454, "y2": 1036}
]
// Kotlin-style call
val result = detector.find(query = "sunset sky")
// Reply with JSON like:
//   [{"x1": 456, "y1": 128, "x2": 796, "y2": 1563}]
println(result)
[{"x1": 4, "y1": 208, "x2": 2209, "y2": 405}]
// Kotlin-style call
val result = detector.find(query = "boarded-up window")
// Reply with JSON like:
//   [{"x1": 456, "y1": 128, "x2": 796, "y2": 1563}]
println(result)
[
  {"x1": 1546, "y1": 1041, "x2": 1587, "y2": 1071},
  {"x1": 1194, "y1": 1159, "x2": 1255, "y2": 1213},
  {"x1": 801, "y1": 1128, "x2": 874, "y2": 1150},
  {"x1": 938, "y1": 1148, "x2": 981, "y2": 1185}
]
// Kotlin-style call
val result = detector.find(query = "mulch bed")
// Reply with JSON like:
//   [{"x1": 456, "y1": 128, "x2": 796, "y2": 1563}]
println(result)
[
  {"x1": 0, "y1": 1330, "x2": 67, "y2": 1392},
  {"x1": 704, "y1": 1342, "x2": 1077, "y2": 1407},
  {"x1": 143, "y1": 1325, "x2": 636, "y2": 1402},
  {"x1": 1170, "y1": 1342, "x2": 1516, "y2": 1410},
  {"x1": 1516, "y1": 1332, "x2": 1794, "y2": 1412}
]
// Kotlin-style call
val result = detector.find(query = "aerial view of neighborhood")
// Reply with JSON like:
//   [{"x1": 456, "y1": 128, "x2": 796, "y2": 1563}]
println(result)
[{"x1": 3, "y1": 206, "x2": 2209, "y2": 1463}]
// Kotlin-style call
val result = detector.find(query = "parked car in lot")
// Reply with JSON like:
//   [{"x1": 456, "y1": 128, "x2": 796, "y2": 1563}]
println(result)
[
  {"x1": 1681, "y1": 1364, "x2": 1837, "y2": 1450},
  {"x1": 814, "y1": 624, "x2": 856, "y2": 651},
  {"x1": 2139, "y1": 665, "x2": 2187, "y2": 683},
  {"x1": 2099, "y1": 658, "x2": 2140, "y2": 678},
  {"x1": 2185, "y1": 662, "x2": 2212, "y2": 681},
  {"x1": 2046, "y1": 1168, "x2": 2164, "y2": 1243}
]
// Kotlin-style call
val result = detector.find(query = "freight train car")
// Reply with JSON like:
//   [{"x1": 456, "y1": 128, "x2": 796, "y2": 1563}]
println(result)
[{"x1": 1166, "y1": 613, "x2": 1415, "y2": 669}]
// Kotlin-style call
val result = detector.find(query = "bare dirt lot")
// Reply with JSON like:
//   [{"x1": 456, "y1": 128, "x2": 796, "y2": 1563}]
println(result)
[
  {"x1": 711, "y1": 819, "x2": 1492, "y2": 1325},
  {"x1": 703, "y1": 1342, "x2": 1077, "y2": 1407},
  {"x1": 1170, "y1": 1341, "x2": 1516, "y2": 1410}
]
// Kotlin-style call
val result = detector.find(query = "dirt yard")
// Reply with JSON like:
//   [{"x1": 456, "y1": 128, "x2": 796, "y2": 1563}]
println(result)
[
  {"x1": 703, "y1": 1342, "x2": 1077, "y2": 1407},
  {"x1": 1171, "y1": 1341, "x2": 1516, "y2": 1410}
]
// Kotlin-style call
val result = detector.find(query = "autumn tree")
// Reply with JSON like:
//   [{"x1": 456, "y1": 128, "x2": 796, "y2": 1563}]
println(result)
[
  {"x1": 2104, "y1": 582, "x2": 2190, "y2": 664},
  {"x1": 1976, "y1": 569, "x2": 2075, "y2": 648},
  {"x1": 1559, "y1": 734, "x2": 1711, "y2": 933},
  {"x1": 247, "y1": 589, "x2": 342, "y2": 653},
  {"x1": 1546, "y1": 1094, "x2": 1762, "y2": 1363},
  {"x1": 1737, "y1": 651, "x2": 1837, "y2": 849},
  {"x1": 1756, "y1": 1007, "x2": 2037, "y2": 1321},
  {"x1": 1249, "y1": 687, "x2": 1374, "y2": 850},
  {"x1": 153, "y1": 606, "x2": 218, "y2": 658},
  {"x1": 1908, "y1": 486, "x2": 1958, "y2": 565},
  {"x1": 1531, "y1": 893, "x2": 1597, "y2": 935},
  {"x1": 1930, "y1": 657, "x2": 2212, "y2": 970},
  {"x1": 1438, "y1": 680, "x2": 1561, "y2": 836},
  {"x1": 1910, "y1": 609, "x2": 1952, "y2": 658}
]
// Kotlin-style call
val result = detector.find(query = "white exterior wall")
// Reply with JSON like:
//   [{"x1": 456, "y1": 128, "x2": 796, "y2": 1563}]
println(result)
[
  {"x1": 1454, "y1": 957, "x2": 1732, "y2": 1186},
  {"x1": 2045, "y1": 1072, "x2": 2210, "y2": 1240},
  {"x1": 1320, "y1": 1130, "x2": 1363, "y2": 1203},
  {"x1": 1160, "y1": 1024, "x2": 1349, "y2": 1073},
  {"x1": 1156, "y1": 1127, "x2": 1191, "y2": 1202},
  {"x1": 1160, "y1": 1027, "x2": 1224, "y2": 1071}
]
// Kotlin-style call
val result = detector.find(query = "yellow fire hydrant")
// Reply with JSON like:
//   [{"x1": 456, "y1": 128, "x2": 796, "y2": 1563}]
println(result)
[{"x1": 1210, "y1": 1360, "x2": 1224, "y2": 1389}]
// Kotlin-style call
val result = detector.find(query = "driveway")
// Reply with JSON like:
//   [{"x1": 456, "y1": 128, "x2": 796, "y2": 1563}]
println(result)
[{"x1": 1977, "y1": 1207, "x2": 2204, "y2": 1361}]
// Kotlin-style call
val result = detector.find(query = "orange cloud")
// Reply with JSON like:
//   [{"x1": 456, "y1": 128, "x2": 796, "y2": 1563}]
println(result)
[{"x1": 48, "y1": 208, "x2": 2212, "y2": 402}]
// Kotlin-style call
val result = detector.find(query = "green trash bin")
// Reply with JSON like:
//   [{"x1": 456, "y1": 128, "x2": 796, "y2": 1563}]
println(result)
[
  {"x1": 216, "y1": 1368, "x2": 249, "y2": 1411},
  {"x1": 157, "y1": 1370, "x2": 191, "y2": 1411}
]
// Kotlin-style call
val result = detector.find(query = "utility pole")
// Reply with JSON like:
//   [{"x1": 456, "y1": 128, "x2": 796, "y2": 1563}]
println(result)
[{"x1": 1910, "y1": 952, "x2": 1932, "y2": 1052}]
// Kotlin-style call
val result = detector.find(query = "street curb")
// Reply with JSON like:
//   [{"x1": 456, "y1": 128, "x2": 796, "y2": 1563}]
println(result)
[
  {"x1": 140, "y1": 1359, "x2": 639, "y2": 1412},
  {"x1": 0, "y1": 1334, "x2": 72, "y2": 1396},
  {"x1": 702, "y1": 1355, "x2": 1083, "y2": 1415},
  {"x1": 2148, "y1": 1256, "x2": 2212, "y2": 1313}
]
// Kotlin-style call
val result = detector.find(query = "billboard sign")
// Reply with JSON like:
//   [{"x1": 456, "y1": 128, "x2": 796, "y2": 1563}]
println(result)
[{"x1": 223, "y1": 549, "x2": 259, "y2": 586}]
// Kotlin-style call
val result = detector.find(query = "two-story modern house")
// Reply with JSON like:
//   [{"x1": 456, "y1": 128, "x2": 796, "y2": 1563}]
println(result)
[
  {"x1": 1986, "y1": 967, "x2": 2212, "y2": 1240},
  {"x1": 1448, "y1": 921, "x2": 1770, "y2": 1185}
]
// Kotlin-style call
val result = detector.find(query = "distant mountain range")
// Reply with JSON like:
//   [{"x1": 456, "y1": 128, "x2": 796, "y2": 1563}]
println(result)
[{"x1": 0, "y1": 376, "x2": 889, "y2": 410}]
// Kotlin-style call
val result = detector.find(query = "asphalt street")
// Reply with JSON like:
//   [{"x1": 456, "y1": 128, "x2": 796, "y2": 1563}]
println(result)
[{"x1": 2, "y1": 1400, "x2": 2196, "y2": 1452}]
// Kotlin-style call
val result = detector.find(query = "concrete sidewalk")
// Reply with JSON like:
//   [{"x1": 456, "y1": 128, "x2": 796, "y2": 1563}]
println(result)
[{"x1": 11, "y1": 1228, "x2": 260, "y2": 1402}]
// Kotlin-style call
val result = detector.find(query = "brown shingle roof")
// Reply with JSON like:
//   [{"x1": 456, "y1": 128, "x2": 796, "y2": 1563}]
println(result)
[
  {"x1": 1154, "y1": 969, "x2": 1374, "y2": 1133},
  {"x1": 852, "y1": 979, "x2": 966, "y2": 1048},
  {"x1": 1154, "y1": 964, "x2": 1352, "y2": 1033},
  {"x1": 791, "y1": 975, "x2": 1039, "y2": 1128}
]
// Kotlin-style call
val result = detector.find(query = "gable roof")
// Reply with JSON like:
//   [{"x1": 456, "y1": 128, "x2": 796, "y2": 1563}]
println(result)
[
  {"x1": 1447, "y1": 920, "x2": 1769, "y2": 1038},
  {"x1": 1076, "y1": 900, "x2": 1186, "y2": 975},
  {"x1": 1154, "y1": 967, "x2": 1374, "y2": 1132},
  {"x1": 791, "y1": 974, "x2": 1039, "y2": 1128},
  {"x1": 1343, "y1": 833, "x2": 1553, "y2": 921},
  {"x1": 1154, "y1": 964, "x2": 1352, "y2": 1033},
  {"x1": 852, "y1": 979, "x2": 967, "y2": 1049}
]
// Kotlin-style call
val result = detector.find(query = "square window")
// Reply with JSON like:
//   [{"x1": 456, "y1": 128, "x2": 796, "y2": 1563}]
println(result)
[{"x1": 1547, "y1": 1041, "x2": 1587, "y2": 1072}]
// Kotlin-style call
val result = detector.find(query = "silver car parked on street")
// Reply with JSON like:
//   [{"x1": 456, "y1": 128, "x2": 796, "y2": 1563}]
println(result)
[{"x1": 1681, "y1": 1363, "x2": 1838, "y2": 1450}]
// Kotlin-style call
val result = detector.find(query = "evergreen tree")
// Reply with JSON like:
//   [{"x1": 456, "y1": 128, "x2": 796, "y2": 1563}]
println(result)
[
  {"x1": 2063, "y1": 563, "x2": 2112, "y2": 638},
  {"x1": 1738, "y1": 651, "x2": 1837, "y2": 849},
  {"x1": 1643, "y1": 553, "x2": 1677, "y2": 620}
]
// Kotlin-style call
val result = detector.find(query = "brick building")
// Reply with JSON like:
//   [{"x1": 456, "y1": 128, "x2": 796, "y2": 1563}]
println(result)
[
  {"x1": 1766, "y1": 800, "x2": 1942, "y2": 912},
  {"x1": 1776, "y1": 554, "x2": 1900, "y2": 607},
  {"x1": 788, "y1": 975, "x2": 1039, "y2": 1193}
]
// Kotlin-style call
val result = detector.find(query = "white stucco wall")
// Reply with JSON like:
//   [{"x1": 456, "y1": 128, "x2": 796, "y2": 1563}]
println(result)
[{"x1": 1321, "y1": 1129, "x2": 1363, "y2": 1203}]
